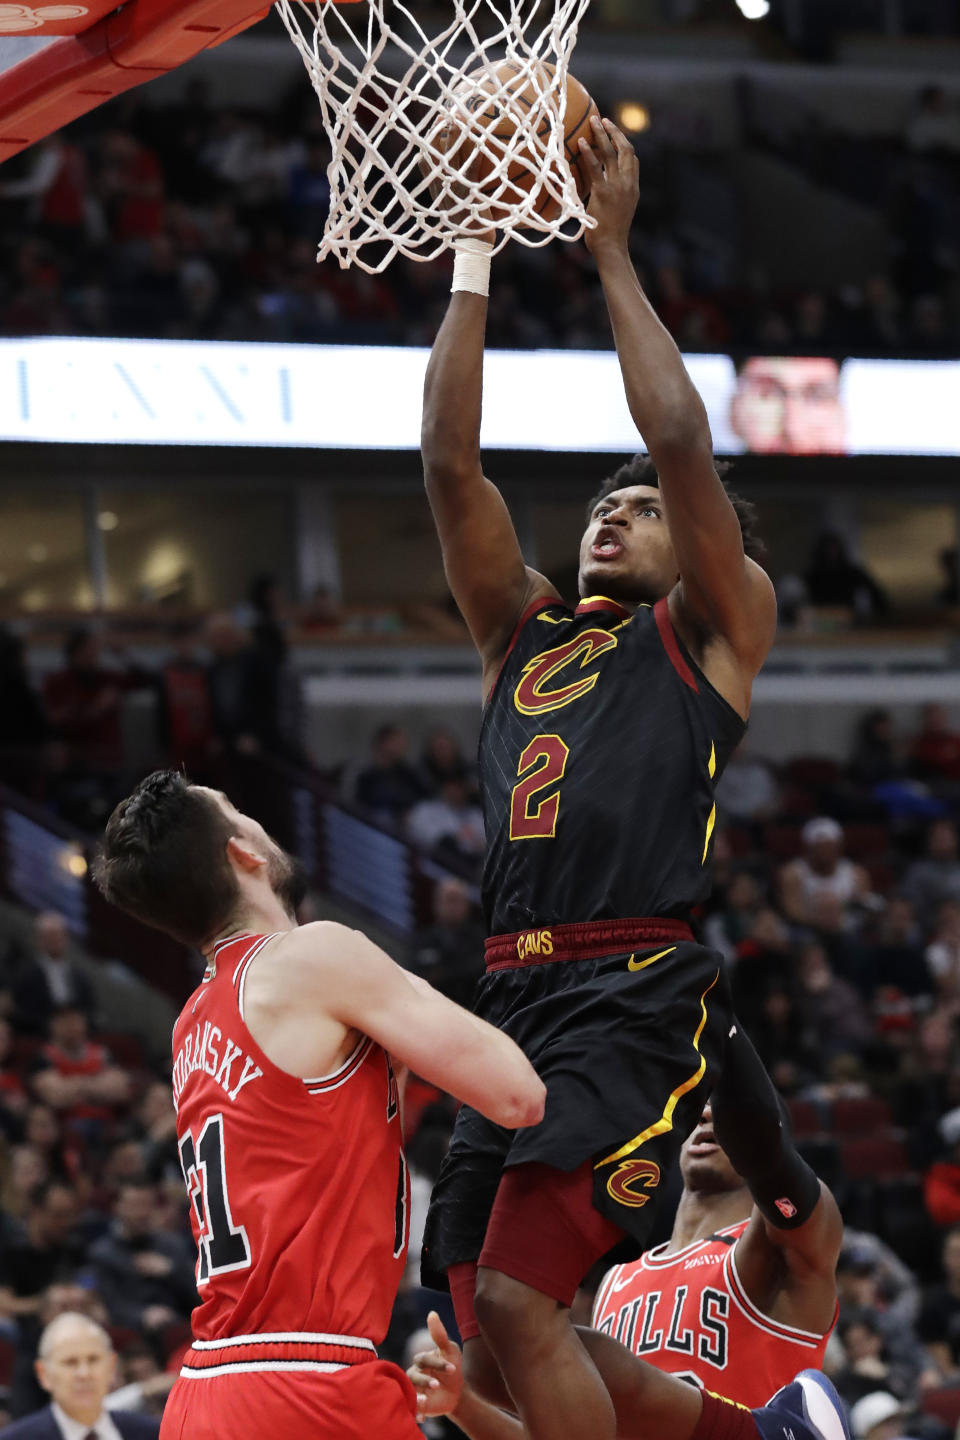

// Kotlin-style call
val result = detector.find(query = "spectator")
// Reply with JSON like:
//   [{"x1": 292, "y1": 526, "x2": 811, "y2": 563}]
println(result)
[
  {"x1": 0, "y1": 1019, "x2": 27, "y2": 1136},
  {"x1": 0, "y1": 629, "x2": 48, "y2": 753},
  {"x1": 905, "y1": 85, "x2": 960, "y2": 157},
  {"x1": 924, "y1": 901, "x2": 960, "y2": 1001},
  {"x1": 839, "y1": 1230, "x2": 922, "y2": 1333},
  {"x1": 13, "y1": 914, "x2": 95, "y2": 1038},
  {"x1": 407, "y1": 878, "x2": 485, "y2": 1011},
  {"x1": 353, "y1": 724, "x2": 426, "y2": 822},
  {"x1": 31, "y1": 1008, "x2": 131, "y2": 1141},
  {"x1": 203, "y1": 614, "x2": 261, "y2": 755},
  {"x1": 246, "y1": 574, "x2": 288, "y2": 754},
  {"x1": 848, "y1": 1392, "x2": 915, "y2": 1440},
  {"x1": 904, "y1": 821, "x2": 960, "y2": 918},
  {"x1": 779, "y1": 817, "x2": 875, "y2": 932},
  {"x1": 134, "y1": 1084, "x2": 179, "y2": 1189},
  {"x1": 795, "y1": 942, "x2": 872, "y2": 1059},
  {"x1": 22, "y1": 1107, "x2": 76, "y2": 1188},
  {"x1": 418, "y1": 728, "x2": 472, "y2": 796},
  {"x1": 714, "y1": 742, "x2": 779, "y2": 824},
  {"x1": 866, "y1": 896, "x2": 931, "y2": 1001},
  {"x1": 729, "y1": 906, "x2": 794, "y2": 1029},
  {"x1": 803, "y1": 533, "x2": 889, "y2": 619},
  {"x1": 42, "y1": 630, "x2": 139, "y2": 777},
  {"x1": 703, "y1": 869, "x2": 764, "y2": 961},
  {"x1": 406, "y1": 773, "x2": 484, "y2": 869},
  {"x1": 0, "y1": 1310, "x2": 159, "y2": 1439},
  {"x1": 850, "y1": 710, "x2": 904, "y2": 789},
  {"x1": 750, "y1": 986, "x2": 820, "y2": 1094},
  {"x1": 911, "y1": 705, "x2": 960, "y2": 785},
  {"x1": 918, "y1": 1225, "x2": 960, "y2": 1373},
  {"x1": 923, "y1": 1119, "x2": 960, "y2": 1232},
  {"x1": 160, "y1": 624, "x2": 216, "y2": 774},
  {"x1": 833, "y1": 1313, "x2": 915, "y2": 1408},
  {"x1": 0, "y1": 1179, "x2": 81, "y2": 1323},
  {"x1": 7, "y1": 1282, "x2": 112, "y2": 1420},
  {"x1": 937, "y1": 547, "x2": 959, "y2": 608},
  {"x1": 87, "y1": 1181, "x2": 196, "y2": 1336}
]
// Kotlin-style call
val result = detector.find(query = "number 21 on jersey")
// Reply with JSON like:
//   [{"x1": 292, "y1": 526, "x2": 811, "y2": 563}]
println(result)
[{"x1": 179, "y1": 1115, "x2": 251, "y2": 1286}]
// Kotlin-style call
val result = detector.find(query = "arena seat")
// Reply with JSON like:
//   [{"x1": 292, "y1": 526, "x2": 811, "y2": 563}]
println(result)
[
  {"x1": 843, "y1": 823, "x2": 891, "y2": 860},
  {"x1": 100, "y1": 1030, "x2": 146, "y2": 1071},
  {"x1": 762, "y1": 824, "x2": 805, "y2": 859},
  {"x1": 921, "y1": 1385, "x2": 960, "y2": 1428},
  {"x1": 831, "y1": 1096, "x2": 894, "y2": 1135},
  {"x1": 782, "y1": 758, "x2": 842, "y2": 791},
  {"x1": 0, "y1": 1337, "x2": 15, "y2": 1386},
  {"x1": 839, "y1": 1135, "x2": 911, "y2": 1181},
  {"x1": 787, "y1": 1098, "x2": 824, "y2": 1139}
]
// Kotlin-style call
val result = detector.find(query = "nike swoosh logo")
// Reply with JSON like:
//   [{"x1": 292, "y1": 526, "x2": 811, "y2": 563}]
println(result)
[
  {"x1": 627, "y1": 947, "x2": 677, "y2": 972},
  {"x1": 610, "y1": 1268, "x2": 640, "y2": 1292}
]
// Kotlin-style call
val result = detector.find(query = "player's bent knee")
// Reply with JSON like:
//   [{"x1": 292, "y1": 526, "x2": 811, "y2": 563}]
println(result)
[
  {"x1": 463, "y1": 1338, "x2": 513, "y2": 1408},
  {"x1": 474, "y1": 1268, "x2": 560, "y2": 1352}
]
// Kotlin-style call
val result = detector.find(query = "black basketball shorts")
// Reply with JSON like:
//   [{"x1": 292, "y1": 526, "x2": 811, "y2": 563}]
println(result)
[{"x1": 421, "y1": 919, "x2": 732, "y2": 1292}]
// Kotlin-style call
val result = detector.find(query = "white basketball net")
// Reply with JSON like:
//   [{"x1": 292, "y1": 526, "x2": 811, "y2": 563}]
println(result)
[{"x1": 274, "y1": 0, "x2": 594, "y2": 273}]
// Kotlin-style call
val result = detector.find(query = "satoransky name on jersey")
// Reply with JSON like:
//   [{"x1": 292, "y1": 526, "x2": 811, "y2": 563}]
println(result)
[{"x1": 172, "y1": 1019, "x2": 263, "y2": 1112}]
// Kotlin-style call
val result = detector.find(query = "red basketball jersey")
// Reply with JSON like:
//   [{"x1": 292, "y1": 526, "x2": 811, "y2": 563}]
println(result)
[
  {"x1": 591, "y1": 1220, "x2": 835, "y2": 1408},
  {"x1": 171, "y1": 932, "x2": 409, "y2": 1365}
]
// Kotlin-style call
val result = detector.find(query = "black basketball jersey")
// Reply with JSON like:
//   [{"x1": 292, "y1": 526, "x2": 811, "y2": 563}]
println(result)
[{"x1": 479, "y1": 594, "x2": 746, "y2": 936}]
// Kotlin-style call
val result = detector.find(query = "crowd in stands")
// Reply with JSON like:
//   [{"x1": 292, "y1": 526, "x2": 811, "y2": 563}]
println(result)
[
  {"x1": 8, "y1": 575, "x2": 960, "y2": 1432},
  {"x1": 0, "y1": 66, "x2": 957, "y2": 357},
  {"x1": 9, "y1": 694, "x2": 960, "y2": 1433}
]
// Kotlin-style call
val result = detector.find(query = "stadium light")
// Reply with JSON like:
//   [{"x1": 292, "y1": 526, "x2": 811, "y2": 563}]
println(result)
[
  {"x1": 735, "y1": 0, "x2": 770, "y2": 17},
  {"x1": 615, "y1": 101, "x2": 651, "y2": 134}
]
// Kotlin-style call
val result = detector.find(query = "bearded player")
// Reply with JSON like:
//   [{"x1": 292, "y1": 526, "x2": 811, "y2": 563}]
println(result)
[
  {"x1": 91, "y1": 770, "x2": 545, "y2": 1440},
  {"x1": 419, "y1": 114, "x2": 849, "y2": 1440}
]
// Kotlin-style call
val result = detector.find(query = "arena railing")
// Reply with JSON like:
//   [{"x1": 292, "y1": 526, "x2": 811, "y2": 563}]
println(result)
[{"x1": 0, "y1": 754, "x2": 475, "y2": 1002}]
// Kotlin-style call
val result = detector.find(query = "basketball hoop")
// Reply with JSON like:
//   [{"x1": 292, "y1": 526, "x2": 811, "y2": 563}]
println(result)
[{"x1": 274, "y1": 0, "x2": 594, "y2": 273}]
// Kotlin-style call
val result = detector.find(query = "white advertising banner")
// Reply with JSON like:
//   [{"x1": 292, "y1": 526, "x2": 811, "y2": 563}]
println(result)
[{"x1": 0, "y1": 336, "x2": 957, "y2": 455}]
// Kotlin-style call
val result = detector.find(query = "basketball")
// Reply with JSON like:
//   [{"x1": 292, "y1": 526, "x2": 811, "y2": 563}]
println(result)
[{"x1": 438, "y1": 61, "x2": 599, "y2": 225}]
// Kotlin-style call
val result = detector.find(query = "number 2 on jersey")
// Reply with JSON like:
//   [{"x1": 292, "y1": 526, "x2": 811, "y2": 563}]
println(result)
[
  {"x1": 179, "y1": 1114, "x2": 252, "y2": 1285},
  {"x1": 509, "y1": 734, "x2": 570, "y2": 840}
]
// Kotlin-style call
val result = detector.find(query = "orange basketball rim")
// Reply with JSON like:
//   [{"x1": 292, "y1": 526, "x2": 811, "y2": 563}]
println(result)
[{"x1": 0, "y1": 0, "x2": 352, "y2": 162}]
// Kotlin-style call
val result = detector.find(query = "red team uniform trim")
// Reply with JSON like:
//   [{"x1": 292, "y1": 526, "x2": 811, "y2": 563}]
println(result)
[{"x1": 591, "y1": 1219, "x2": 836, "y2": 1409}]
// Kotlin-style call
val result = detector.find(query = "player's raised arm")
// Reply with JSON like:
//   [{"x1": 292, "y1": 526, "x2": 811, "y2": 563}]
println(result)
[
  {"x1": 578, "y1": 117, "x2": 776, "y2": 683},
  {"x1": 711, "y1": 1025, "x2": 842, "y2": 1329},
  {"x1": 422, "y1": 281, "x2": 558, "y2": 683},
  {"x1": 277, "y1": 922, "x2": 545, "y2": 1130}
]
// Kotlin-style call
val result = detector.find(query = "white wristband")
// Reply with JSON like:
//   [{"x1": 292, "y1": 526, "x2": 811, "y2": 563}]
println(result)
[{"x1": 451, "y1": 239, "x2": 493, "y2": 297}]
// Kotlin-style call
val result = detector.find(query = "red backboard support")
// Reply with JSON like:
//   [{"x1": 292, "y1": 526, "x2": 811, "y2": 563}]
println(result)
[{"x1": 0, "y1": 0, "x2": 272, "y2": 162}]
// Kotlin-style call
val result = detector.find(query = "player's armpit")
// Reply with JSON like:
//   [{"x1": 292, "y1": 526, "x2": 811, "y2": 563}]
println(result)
[{"x1": 286, "y1": 923, "x2": 545, "y2": 1129}]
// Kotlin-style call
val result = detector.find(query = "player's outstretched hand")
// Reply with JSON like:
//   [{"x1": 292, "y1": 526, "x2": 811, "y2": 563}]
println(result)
[
  {"x1": 578, "y1": 115, "x2": 639, "y2": 258},
  {"x1": 408, "y1": 1310, "x2": 464, "y2": 1418}
]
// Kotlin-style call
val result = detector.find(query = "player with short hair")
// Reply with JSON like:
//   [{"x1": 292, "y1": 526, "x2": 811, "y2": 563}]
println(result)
[
  {"x1": 410, "y1": 1081, "x2": 842, "y2": 1434},
  {"x1": 418, "y1": 114, "x2": 847, "y2": 1440},
  {"x1": 91, "y1": 769, "x2": 545, "y2": 1440}
]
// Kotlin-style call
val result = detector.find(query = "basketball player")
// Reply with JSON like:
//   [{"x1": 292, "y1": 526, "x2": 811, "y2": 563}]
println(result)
[
  {"x1": 91, "y1": 770, "x2": 545, "y2": 1440},
  {"x1": 410, "y1": 1086, "x2": 842, "y2": 1438},
  {"x1": 418, "y1": 113, "x2": 847, "y2": 1440}
]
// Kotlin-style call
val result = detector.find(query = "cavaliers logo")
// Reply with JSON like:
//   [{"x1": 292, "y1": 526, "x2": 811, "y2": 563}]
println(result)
[
  {"x1": 514, "y1": 630, "x2": 619, "y2": 716},
  {"x1": 605, "y1": 1158, "x2": 661, "y2": 1209}
]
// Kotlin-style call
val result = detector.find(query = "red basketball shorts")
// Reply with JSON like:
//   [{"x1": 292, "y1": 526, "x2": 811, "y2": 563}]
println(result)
[{"x1": 159, "y1": 1358, "x2": 421, "y2": 1439}]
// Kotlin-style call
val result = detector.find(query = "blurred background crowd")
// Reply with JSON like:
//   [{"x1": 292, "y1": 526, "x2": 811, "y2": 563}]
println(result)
[
  {"x1": 4, "y1": 620, "x2": 960, "y2": 1435},
  {"x1": 0, "y1": 1, "x2": 959, "y2": 1437}
]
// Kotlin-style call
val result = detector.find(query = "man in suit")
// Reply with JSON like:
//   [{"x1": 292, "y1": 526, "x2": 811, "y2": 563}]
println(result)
[{"x1": 0, "y1": 1312, "x2": 160, "y2": 1440}]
